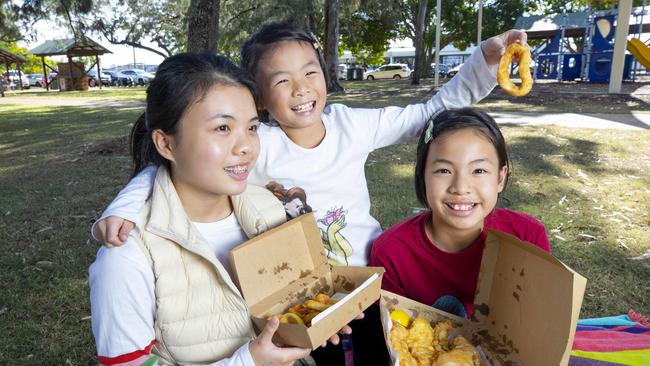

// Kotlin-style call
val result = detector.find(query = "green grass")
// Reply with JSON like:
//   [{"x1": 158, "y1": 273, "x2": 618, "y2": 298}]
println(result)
[
  {"x1": 1, "y1": 82, "x2": 649, "y2": 364},
  {"x1": 4, "y1": 87, "x2": 147, "y2": 100}
]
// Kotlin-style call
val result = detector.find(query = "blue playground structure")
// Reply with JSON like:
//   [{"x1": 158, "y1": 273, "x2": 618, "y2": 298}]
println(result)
[{"x1": 515, "y1": 6, "x2": 650, "y2": 83}]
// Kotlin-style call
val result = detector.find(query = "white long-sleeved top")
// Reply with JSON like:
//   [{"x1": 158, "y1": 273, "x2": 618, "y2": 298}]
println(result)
[{"x1": 95, "y1": 46, "x2": 497, "y2": 267}]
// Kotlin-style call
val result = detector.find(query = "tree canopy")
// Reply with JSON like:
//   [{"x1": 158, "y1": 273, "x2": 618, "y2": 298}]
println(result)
[{"x1": 2, "y1": 0, "x2": 647, "y2": 68}]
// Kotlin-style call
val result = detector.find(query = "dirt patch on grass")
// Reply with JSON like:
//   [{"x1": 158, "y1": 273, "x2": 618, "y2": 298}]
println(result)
[
  {"x1": 481, "y1": 80, "x2": 650, "y2": 112},
  {"x1": 83, "y1": 135, "x2": 129, "y2": 156},
  {"x1": 338, "y1": 78, "x2": 650, "y2": 113}
]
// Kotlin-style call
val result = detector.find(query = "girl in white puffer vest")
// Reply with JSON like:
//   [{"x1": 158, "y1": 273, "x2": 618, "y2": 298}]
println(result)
[{"x1": 88, "y1": 53, "x2": 314, "y2": 366}]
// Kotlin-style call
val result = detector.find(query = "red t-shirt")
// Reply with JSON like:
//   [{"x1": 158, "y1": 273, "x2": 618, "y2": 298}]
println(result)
[{"x1": 368, "y1": 208, "x2": 550, "y2": 318}]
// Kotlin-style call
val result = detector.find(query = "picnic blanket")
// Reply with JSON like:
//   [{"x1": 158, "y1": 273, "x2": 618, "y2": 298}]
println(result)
[{"x1": 569, "y1": 311, "x2": 650, "y2": 366}]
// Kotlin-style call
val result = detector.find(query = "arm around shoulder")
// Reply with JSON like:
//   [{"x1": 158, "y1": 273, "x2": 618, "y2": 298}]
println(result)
[{"x1": 89, "y1": 235, "x2": 156, "y2": 362}]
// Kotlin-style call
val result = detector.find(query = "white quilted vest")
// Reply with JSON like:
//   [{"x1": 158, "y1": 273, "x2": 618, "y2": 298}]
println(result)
[{"x1": 134, "y1": 166, "x2": 286, "y2": 365}]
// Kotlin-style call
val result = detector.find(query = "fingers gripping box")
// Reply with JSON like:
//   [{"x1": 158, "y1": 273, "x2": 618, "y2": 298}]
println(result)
[
  {"x1": 381, "y1": 229, "x2": 587, "y2": 366},
  {"x1": 230, "y1": 213, "x2": 384, "y2": 349}
]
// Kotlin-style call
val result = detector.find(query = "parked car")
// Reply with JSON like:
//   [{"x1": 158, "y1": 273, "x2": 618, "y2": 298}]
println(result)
[
  {"x1": 337, "y1": 64, "x2": 348, "y2": 80},
  {"x1": 430, "y1": 63, "x2": 451, "y2": 77},
  {"x1": 103, "y1": 70, "x2": 134, "y2": 87},
  {"x1": 364, "y1": 64, "x2": 412, "y2": 80},
  {"x1": 87, "y1": 69, "x2": 112, "y2": 87},
  {"x1": 3, "y1": 70, "x2": 30, "y2": 89},
  {"x1": 26, "y1": 73, "x2": 45, "y2": 87},
  {"x1": 121, "y1": 69, "x2": 155, "y2": 86},
  {"x1": 445, "y1": 63, "x2": 463, "y2": 78}
]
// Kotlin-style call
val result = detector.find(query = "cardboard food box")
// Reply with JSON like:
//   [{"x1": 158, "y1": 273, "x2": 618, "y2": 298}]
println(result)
[
  {"x1": 230, "y1": 212, "x2": 384, "y2": 349},
  {"x1": 380, "y1": 229, "x2": 587, "y2": 366}
]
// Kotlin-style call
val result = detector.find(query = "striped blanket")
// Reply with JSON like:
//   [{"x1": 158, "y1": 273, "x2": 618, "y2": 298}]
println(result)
[{"x1": 569, "y1": 311, "x2": 650, "y2": 366}]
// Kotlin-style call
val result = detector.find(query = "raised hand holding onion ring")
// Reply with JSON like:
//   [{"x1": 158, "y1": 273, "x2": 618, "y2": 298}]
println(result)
[{"x1": 497, "y1": 43, "x2": 533, "y2": 97}]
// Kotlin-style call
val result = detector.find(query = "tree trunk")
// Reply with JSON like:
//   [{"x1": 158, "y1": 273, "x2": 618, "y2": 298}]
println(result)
[
  {"x1": 411, "y1": 0, "x2": 427, "y2": 85},
  {"x1": 187, "y1": 0, "x2": 220, "y2": 52},
  {"x1": 324, "y1": 0, "x2": 344, "y2": 93}
]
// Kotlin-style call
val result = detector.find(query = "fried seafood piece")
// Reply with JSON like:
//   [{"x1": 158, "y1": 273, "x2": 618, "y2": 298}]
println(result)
[
  {"x1": 406, "y1": 317, "x2": 436, "y2": 366},
  {"x1": 432, "y1": 319, "x2": 453, "y2": 352},
  {"x1": 389, "y1": 324, "x2": 418, "y2": 366},
  {"x1": 314, "y1": 293, "x2": 336, "y2": 305},
  {"x1": 432, "y1": 336, "x2": 481, "y2": 366}
]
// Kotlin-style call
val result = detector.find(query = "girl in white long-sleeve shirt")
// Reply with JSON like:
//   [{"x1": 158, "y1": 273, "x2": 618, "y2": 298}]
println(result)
[{"x1": 94, "y1": 19, "x2": 527, "y2": 268}]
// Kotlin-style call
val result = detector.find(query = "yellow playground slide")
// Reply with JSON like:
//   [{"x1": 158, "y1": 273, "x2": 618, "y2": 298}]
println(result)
[{"x1": 627, "y1": 38, "x2": 650, "y2": 69}]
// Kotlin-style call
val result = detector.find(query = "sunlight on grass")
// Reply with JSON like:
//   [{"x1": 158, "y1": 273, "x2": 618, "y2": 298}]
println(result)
[{"x1": 389, "y1": 163, "x2": 414, "y2": 178}]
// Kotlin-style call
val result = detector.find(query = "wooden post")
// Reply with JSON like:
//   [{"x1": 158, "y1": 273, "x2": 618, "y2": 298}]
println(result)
[
  {"x1": 42, "y1": 56, "x2": 49, "y2": 91},
  {"x1": 96, "y1": 54, "x2": 102, "y2": 89},
  {"x1": 1, "y1": 61, "x2": 5, "y2": 97},
  {"x1": 17, "y1": 62, "x2": 24, "y2": 90},
  {"x1": 4, "y1": 61, "x2": 8, "y2": 91}
]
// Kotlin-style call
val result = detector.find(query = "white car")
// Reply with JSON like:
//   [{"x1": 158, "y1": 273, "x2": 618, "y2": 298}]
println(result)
[
  {"x1": 364, "y1": 64, "x2": 412, "y2": 80},
  {"x1": 3, "y1": 70, "x2": 30, "y2": 89}
]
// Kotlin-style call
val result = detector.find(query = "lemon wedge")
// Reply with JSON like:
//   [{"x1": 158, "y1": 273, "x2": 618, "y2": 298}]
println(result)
[
  {"x1": 280, "y1": 312, "x2": 305, "y2": 325},
  {"x1": 390, "y1": 309, "x2": 411, "y2": 328}
]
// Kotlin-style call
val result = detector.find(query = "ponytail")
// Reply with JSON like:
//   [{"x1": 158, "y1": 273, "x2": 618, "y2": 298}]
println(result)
[{"x1": 129, "y1": 112, "x2": 160, "y2": 178}]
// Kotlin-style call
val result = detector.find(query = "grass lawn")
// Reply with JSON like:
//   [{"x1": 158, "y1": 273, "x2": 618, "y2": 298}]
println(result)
[
  {"x1": 1, "y1": 81, "x2": 649, "y2": 364},
  {"x1": 3, "y1": 86, "x2": 147, "y2": 100}
]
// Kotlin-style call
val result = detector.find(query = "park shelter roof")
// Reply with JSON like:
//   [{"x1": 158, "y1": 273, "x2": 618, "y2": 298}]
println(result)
[
  {"x1": 26, "y1": 37, "x2": 112, "y2": 57},
  {"x1": 0, "y1": 48, "x2": 27, "y2": 64}
]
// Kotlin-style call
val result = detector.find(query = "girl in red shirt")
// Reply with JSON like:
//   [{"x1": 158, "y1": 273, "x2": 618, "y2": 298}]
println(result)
[{"x1": 369, "y1": 107, "x2": 550, "y2": 318}]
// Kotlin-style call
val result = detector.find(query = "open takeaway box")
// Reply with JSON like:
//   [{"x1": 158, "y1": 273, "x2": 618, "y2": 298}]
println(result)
[
  {"x1": 381, "y1": 229, "x2": 587, "y2": 366},
  {"x1": 230, "y1": 212, "x2": 384, "y2": 349}
]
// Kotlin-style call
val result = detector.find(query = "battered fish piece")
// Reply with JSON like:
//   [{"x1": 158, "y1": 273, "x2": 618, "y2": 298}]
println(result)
[
  {"x1": 406, "y1": 317, "x2": 436, "y2": 366},
  {"x1": 432, "y1": 319, "x2": 453, "y2": 352},
  {"x1": 390, "y1": 324, "x2": 418, "y2": 366},
  {"x1": 433, "y1": 336, "x2": 481, "y2": 366}
]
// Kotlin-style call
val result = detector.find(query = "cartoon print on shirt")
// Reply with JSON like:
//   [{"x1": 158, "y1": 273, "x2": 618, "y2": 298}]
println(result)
[
  {"x1": 318, "y1": 207, "x2": 352, "y2": 265},
  {"x1": 265, "y1": 181, "x2": 313, "y2": 219},
  {"x1": 264, "y1": 182, "x2": 351, "y2": 265}
]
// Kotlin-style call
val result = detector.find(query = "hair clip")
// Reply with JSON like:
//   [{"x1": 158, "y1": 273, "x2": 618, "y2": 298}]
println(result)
[
  {"x1": 308, "y1": 31, "x2": 322, "y2": 51},
  {"x1": 424, "y1": 118, "x2": 434, "y2": 144}
]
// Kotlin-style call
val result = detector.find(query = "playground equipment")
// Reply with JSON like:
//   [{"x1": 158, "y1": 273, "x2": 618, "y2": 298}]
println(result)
[
  {"x1": 626, "y1": 37, "x2": 650, "y2": 68},
  {"x1": 520, "y1": 5, "x2": 650, "y2": 83}
]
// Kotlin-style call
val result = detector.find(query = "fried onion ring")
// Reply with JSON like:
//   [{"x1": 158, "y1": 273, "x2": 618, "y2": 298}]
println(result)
[{"x1": 497, "y1": 43, "x2": 533, "y2": 97}]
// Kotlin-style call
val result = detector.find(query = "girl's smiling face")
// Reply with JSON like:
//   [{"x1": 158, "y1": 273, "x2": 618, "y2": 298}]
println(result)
[
  {"x1": 424, "y1": 128, "x2": 508, "y2": 247},
  {"x1": 256, "y1": 40, "x2": 327, "y2": 147}
]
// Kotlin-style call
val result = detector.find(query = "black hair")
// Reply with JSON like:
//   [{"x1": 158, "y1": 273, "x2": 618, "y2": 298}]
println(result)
[
  {"x1": 414, "y1": 107, "x2": 510, "y2": 208},
  {"x1": 240, "y1": 17, "x2": 329, "y2": 122},
  {"x1": 129, "y1": 52, "x2": 257, "y2": 177}
]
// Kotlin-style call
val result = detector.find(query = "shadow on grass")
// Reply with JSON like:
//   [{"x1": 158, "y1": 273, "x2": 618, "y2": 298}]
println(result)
[{"x1": 0, "y1": 106, "x2": 138, "y2": 173}]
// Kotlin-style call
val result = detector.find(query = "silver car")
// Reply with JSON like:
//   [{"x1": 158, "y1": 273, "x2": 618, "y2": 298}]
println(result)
[{"x1": 121, "y1": 69, "x2": 155, "y2": 86}]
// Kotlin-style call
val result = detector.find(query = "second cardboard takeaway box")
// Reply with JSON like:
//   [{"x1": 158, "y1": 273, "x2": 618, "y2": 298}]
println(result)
[
  {"x1": 230, "y1": 212, "x2": 384, "y2": 349},
  {"x1": 380, "y1": 230, "x2": 587, "y2": 366}
]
